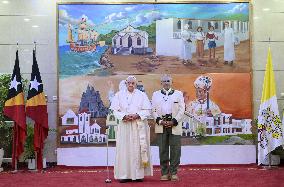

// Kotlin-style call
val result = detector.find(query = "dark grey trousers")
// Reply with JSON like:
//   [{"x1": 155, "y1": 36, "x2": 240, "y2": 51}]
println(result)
[{"x1": 157, "y1": 127, "x2": 181, "y2": 175}]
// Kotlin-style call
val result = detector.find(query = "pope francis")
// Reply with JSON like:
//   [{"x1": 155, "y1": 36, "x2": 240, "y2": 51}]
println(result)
[{"x1": 110, "y1": 76, "x2": 153, "y2": 183}]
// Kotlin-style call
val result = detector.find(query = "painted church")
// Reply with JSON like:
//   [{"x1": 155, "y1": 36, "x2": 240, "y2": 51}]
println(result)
[
  {"x1": 78, "y1": 85, "x2": 108, "y2": 118},
  {"x1": 60, "y1": 109, "x2": 106, "y2": 144},
  {"x1": 111, "y1": 25, "x2": 152, "y2": 55}
]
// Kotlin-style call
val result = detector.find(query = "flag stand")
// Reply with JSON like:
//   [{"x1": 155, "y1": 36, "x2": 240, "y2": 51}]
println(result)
[
  {"x1": 11, "y1": 160, "x2": 18, "y2": 174},
  {"x1": 263, "y1": 153, "x2": 278, "y2": 170},
  {"x1": 29, "y1": 152, "x2": 38, "y2": 172}
]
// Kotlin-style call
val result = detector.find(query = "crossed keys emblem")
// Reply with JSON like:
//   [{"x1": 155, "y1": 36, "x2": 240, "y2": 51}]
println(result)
[{"x1": 258, "y1": 106, "x2": 282, "y2": 149}]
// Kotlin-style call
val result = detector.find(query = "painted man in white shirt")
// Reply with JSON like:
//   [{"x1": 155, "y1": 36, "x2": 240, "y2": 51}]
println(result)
[
  {"x1": 110, "y1": 76, "x2": 153, "y2": 183},
  {"x1": 223, "y1": 21, "x2": 235, "y2": 65},
  {"x1": 152, "y1": 74, "x2": 185, "y2": 182}
]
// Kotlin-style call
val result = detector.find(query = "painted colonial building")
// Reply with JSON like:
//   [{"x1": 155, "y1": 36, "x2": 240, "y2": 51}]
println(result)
[
  {"x1": 182, "y1": 112, "x2": 252, "y2": 137},
  {"x1": 61, "y1": 110, "x2": 106, "y2": 144},
  {"x1": 156, "y1": 18, "x2": 249, "y2": 57},
  {"x1": 112, "y1": 25, "x2": 151, "y2": 55},
  {"x1": 61, "y1": 109, "x2": 78, "y2": 126}
]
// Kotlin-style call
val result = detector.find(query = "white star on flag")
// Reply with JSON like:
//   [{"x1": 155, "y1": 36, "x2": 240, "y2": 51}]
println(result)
[
  {"x1": 9, "y1": 76, "x2": 21, "y2": 91},
  {"x1": 30, "y1": 76, "x2": 42, "y2": 91}
]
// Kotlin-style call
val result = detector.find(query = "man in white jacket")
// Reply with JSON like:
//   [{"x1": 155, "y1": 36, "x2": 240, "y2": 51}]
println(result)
[
  {"x1": 152, "y1": 74, "x2": 185, "y2": 181},
  {"x1": 110, "y1": 76, "x2": 153, "y2": 183}
]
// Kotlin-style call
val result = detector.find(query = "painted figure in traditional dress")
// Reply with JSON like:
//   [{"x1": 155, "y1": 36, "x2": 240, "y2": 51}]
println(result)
[
  {"x1": 152, "y1": 74, "x2": 185, "y2": 182},
  {"x1": 180, "y1": 24, "x2": 193, "y2": 65},
  {"x1": 110, "y1": 76, "x2": 153, "y2": 183},
  {"x1": 195, "y1": 26, "x2": 205, "y2": 60},
  {"x1": 206, "y1": 26, "x2": 218, "y2": 61}
]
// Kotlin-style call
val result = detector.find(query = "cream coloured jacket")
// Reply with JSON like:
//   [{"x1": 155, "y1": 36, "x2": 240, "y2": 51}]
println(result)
[{"x1": 151, "y1": 89, "x2": 185, "y2": 135}]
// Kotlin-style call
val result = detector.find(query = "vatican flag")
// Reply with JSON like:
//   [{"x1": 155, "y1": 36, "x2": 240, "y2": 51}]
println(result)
[{"x1": 258, "y1": 47, "x2": 284, "y2": 165}]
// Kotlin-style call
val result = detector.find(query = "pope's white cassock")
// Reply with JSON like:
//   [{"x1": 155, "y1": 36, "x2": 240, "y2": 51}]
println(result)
[{"x1": 110, "y1": 89, "x2": 153, "y2": 180}]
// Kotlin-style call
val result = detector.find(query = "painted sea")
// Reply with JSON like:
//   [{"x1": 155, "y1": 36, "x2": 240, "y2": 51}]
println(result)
[{"x1": 59, "y1": 45, "x2": 109, "y2": 79}]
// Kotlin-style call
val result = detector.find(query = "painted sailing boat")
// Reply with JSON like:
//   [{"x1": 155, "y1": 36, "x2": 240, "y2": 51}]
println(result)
[{"x1": 66, "y1": 18, "x2": 98, "y2": 52}]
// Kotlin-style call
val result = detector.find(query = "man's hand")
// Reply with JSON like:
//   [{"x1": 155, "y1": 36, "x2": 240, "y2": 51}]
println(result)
[
  {"x1": 161, "y1": 120, "x2": 174, "y2": 128},
  {"x1": 160, "y1": 120, "x2": 167, "y2": 126}
]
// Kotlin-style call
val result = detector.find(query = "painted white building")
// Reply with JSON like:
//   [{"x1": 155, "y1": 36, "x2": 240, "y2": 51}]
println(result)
[
  {"x1": 61, "y1": 109, "x2": 78, "y2": 126},
  {"x1": 61, "y1": 109, "x2": 106, "y2": 144},
  {"x1": 112, "y1": 25, "x2": 150, "y2": 55},
  {"x1": 156, "y1": 18, "x2": 249, "y2": 57},
  {"x1": 182, "y1": 112, "x2": 252, "y2": 137}
]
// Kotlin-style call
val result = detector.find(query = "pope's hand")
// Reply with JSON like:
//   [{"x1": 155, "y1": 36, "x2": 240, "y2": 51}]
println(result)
[
  {"x1": 123, "y1": 114, "x2": 140, "y2": 122},
  {"x1": 129, "y1": 114, "x2": 140, "y2": 120},
  {"x1": 122, "y1": 115, "x2": 132, "y2": 122}
]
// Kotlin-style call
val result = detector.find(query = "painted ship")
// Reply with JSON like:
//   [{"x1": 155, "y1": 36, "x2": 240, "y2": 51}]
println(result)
[{"x1": 66, "y1": 18, "x2": 99, "y2": 52}]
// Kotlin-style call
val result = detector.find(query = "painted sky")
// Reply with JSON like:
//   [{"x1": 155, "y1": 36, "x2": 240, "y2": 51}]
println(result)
[{"x1": 58, "y1": 3, "x2": 249, "y2": 46}]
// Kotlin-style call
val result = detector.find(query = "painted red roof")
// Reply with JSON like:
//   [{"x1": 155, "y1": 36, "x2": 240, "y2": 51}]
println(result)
[
  {"x1": 78, "y1": 108, "x2": 89, "y2": 114},
  {"x1": 61, "y1": 133, "x2": 79, "y2": 136},
  {"x1": 65, "y1": 125, "x2": 78, "y2": 130}
]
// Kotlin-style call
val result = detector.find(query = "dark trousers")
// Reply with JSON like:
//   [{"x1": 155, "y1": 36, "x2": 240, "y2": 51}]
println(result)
[{"x1": 157, "y1": 127, "x2": 181, "y2": 175}]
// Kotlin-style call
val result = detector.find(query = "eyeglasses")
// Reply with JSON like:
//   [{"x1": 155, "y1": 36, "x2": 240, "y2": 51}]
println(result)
[
  {"x1": 162, "y1": 80, "x2": 171, "y2": 83},
  {"x1": 127, "y1": 82, "x2": 136, "y2": 85}
]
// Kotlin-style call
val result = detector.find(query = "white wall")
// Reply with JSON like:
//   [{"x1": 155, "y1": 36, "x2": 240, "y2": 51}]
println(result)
[
  {"x1": 156, "y1": 18, "x2": 183, "y2": 57},
  {"x1": 251, "y1": 0, "x2": 284, "y2": 118},
  {"x1": 0, "y1": 0, "x2": 58, "y2": 162},
  {"x1": 0, "y1": 0, "x2": 284, "y2": 163}
]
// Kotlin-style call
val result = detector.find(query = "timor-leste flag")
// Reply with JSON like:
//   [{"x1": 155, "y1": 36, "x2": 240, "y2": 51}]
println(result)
[
  {"x1": 3, "y1": 50, "x2": 26, "y2": 169},
  {"x1": 26, "y1": 50, "x2": 48, "y2": 170}
]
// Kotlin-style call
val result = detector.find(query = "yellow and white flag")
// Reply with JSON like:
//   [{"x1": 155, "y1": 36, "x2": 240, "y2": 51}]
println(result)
[{"x1": 258, "y1": 47, "x2": 284, "y2": 165}]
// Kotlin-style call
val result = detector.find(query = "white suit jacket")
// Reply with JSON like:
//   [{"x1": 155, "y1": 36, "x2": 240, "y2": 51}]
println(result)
[{"x1": 151, "y1": 89, "x2": 185, "y2": 135}]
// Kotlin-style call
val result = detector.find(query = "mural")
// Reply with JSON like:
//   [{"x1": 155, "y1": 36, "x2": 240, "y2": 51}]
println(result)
[{"x1": 57, "y1": 3, "x2": 252, "y2": 147}]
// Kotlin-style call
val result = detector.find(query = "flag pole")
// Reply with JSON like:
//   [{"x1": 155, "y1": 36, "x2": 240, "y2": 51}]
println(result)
[
  {"x1": 11, "y1": 124, "x2": 18, "y2": 173},
  {"x1": 105, "y1": 126, "x2": 111, "y2": 183},
  {"x1": 267, "y1": 37, "x2": 272, "y2": 169},
  {"x1": 12, "y1": 45, "x2": 19, "y2": 173},
  {"x1": 34, "y1": 41, "x2": 36, "y2": 52},
  {"x1": 34, "y1": 151, "x2": 38, "y2": 172},
  {"x1": 263, "y1": 38, "x2": 277, "y2": 170}
]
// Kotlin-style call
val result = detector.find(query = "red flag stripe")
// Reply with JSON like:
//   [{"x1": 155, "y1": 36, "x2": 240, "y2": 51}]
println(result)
[
  {"x1": 4, "y1": 105, "x2": 26, "y2": 129},
  {"x1": 26, "y1": 105, "x2": 48, "y2": 128}
]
